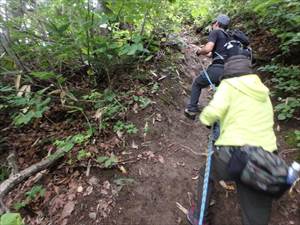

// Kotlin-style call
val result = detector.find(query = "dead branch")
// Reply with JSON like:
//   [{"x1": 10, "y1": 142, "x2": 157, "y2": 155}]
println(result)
[
  {"x1": 180, "y1": 144, "x2": 207, "y2": 156},
  {"x1": 0, "y1": 148, "x2": 65, "y2": 213},
  {"x1": 176, "y1": 202, "x2": 188, "y2": 215},
  {"x1": 289, "y1": 178, "x2": 300, "y2": 195},
  {"x1": 279, "y1": 148, "x2": 299, "y2": 156}
]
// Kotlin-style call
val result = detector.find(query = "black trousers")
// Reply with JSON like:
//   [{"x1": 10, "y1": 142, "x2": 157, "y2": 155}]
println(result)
[
  {"x1": 187, "y1": 64, "x2": 224, "y2": 112},
  {"x1": 195, "y1": 147, "x2": 273, "y2": 225}
]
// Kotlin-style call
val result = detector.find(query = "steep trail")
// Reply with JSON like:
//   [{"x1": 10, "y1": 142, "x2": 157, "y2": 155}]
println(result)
[
  {"x1": 101, "y1": 33, "x2": 211, "y2": 225},
  {"x1": 68, "y1": 28, "x2": 299, "y2": 225}
]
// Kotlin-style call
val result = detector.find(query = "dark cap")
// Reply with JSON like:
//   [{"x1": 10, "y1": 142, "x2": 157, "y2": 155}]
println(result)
[{"x1": 214, "y1": 14, "x2": 230, "y2": 26}]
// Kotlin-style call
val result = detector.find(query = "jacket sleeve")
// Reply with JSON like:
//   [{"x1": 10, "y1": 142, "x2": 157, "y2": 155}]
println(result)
[{"x1": 200, "y1": 81, "x2": 231, "y2": 126}]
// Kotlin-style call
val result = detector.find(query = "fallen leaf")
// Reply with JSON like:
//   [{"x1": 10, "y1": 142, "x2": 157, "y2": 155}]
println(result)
[
  {"x1": 176, "y1": 162, "x2": 185, "y2": 167},
  {"x1": 119, "y1": 165, "x2": 127, "y2": 174},
  {"x1": 276, "y1": 124, "x2": 280, "y2": 132},
  {"x1": 152, "y1": 117, "x2": 155, "y2": 125},
  {"x1": 137, "y1": 89, "x2": 144, "y2": 96},
  {"x1": 131, "y1": 141, "x2": 138, "y2": 149},
  {"x1": 143, "y1": 122, "x2": 149, "y2": 139},
  {"x1": 116, "y1": 131, "x2": 123, "y2": 139},
  {"x1": 156, "y1": 113, "x2": 162, "y2": 122},
  {"x1": 133, "y1": 103, "x2": 139, "y2": 113},
  {"x1": 219, "y1": 180, "x2": 235, "y2": 191},
  {"x1": 61, "y1": 219, "x2": 68, "y2": 225},
  {"x1": 176, "y1": 202, "x2": 188, "y2": 215},
  {"x1": 103, "y1": 181, "x2": 111, "y2": 190},
  {"x1": 67, "y1": 193, "x2": 76, "y2": 201},
  {"x1": 43, "y1": 190, "x2": 52, "y2": 204},
  {"x1": 49, "y1": 195, "x2": 65, "y2": 215},
  {"x1": 68, "y1": 180, "x2": 79, "y2": 191},
  {"x1": 97, "y1": 199, "x2": 111, "y2": 218},
  {"x1": 150, "y1": 70, "x2": 158, "y2": 77},
  {"x1": 17, "y1": 85, "x2": 30, "y2": 97},
  {"x1": 89, "y1": 212, "x2": 97, "y2": 220},
  {"x1": 158, "y1": 75, "x2": 167, "y2": 81},
  {"x1": 61, "y1": 201, "x2": 75, "y2": 219},
  {"x1": 145, "y1": 151, "x2": 155, "y2": 159},
  {"x1": 88, "y1": 176, "x2": 99, "y2": 186},
  {"x1": 84, "y1": 186, "x2": 93, "y2": 196},
  {"x1": 15, "y1": 74, "x2": 21, "y2": 90},
  {"x1": 157, "y1": 155, "x2": 165, "y2": 164},
  {"x1": 53, "y1": 185, "x2": 60, "y2": 195},
  {"x1": 100, "y1": 189, "x2": 108, "y2": 195},
  {"x1": 192, "y1": 175, "x2": 199, "y2": 180},
  {"x1": 121, "y1": 151, "x2": 132, "y2": 155},
  {"x1": 94, "y1": 109, "x2": 103, "y2": 120},
  {"x1": 60, "y1": 90, "x2": 66, "y2": 105}
]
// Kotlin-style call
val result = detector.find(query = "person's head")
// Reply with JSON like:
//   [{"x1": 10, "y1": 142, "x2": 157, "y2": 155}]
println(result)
[{"x1": 212, "y1": 14, "x2": 230, "y2": 30}]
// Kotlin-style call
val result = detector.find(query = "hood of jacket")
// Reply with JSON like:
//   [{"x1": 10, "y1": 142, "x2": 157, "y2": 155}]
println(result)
[
  {"x1": 223, "y1": 74, "x2": 270, "y2": 102},
  {"x1": 222, "y1": 55, "x2": 253, "y2": 79}
]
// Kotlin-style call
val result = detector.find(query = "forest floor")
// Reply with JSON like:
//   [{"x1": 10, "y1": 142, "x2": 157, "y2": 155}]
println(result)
[{"x1": 1, "y1": 27, "x2": 299, "y2": 225}]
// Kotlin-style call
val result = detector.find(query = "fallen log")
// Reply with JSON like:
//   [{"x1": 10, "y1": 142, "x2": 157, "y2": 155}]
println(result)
[{"x1": 0, "y1": 149, "x2": 65, "y2": 213}]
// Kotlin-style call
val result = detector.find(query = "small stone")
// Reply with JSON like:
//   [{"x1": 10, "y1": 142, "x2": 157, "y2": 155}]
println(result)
[
  {"x1": 83, "y1": 186, "x2": 93, "y2": 196},
  {"x1": 77, "y1": 186, "x2": 83, "y2": 193},
  {"x1": 89, "y1": 212, "x2": 97, "y2": 220},
  {"x1": 73, "y1": 171, "x2": 80, "y2": 177},
  {"x1": 88, "y1": 176, "x2": 99, "y2": 186}
]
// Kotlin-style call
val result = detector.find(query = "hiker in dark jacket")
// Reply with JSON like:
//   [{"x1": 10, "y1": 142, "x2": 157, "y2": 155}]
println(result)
[
  {"x1": 184, "y1": 14, "x2": 230, "y2": 120},
  {"x1": 187, "y1": 55, "x2": 277, "y2": 225}
]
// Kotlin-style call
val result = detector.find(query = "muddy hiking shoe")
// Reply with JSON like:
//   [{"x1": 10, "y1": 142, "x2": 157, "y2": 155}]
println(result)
[
  {"x1": 184, "y1": 109, "x2": 198, "y2": 120},
  {"x1": 187, "y1": 204, "x2": 209, "y2": 225}
]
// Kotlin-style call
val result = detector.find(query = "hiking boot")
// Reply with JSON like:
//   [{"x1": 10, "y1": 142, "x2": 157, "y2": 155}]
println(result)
[
  {"x1": 184, "y1": 108, "x2": 198, "y2": 120},
  {"x1": 186, "y1": 205, "x2": 209, "y2": 225}
]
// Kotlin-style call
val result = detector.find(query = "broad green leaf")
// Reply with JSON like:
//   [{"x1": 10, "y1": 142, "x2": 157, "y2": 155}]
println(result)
[
  {"x1": 62, "y1": 142, "x2": 74, "y2": 152},
  {"x1": 57, "y1": 23, "x2": 70, "y2": 34},
  {"x1": 97, "y1": 156, "x2": 109, "y2": 164},
  {"x1": 0, "y1": 213, "x2": 23, "y2": 225},
  {"x1": 278, "y1": 114, "x2": 286, "y2": 120},
  {"x1": 30, "y1": 71, "x2": 56, "y2": 80}
]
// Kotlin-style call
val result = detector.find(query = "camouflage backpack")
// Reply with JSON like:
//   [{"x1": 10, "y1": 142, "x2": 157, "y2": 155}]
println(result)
[{"x1": 227, "y1": 145, "x2": 290, "y2": 197}]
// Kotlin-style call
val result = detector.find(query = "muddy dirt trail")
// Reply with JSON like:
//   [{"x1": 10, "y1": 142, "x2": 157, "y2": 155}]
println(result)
[
  {"x1": 67, "y1": 30, "x2": 299, "y2": 225},
  {"x1": 102, "y1": 56, "x2": 210, "y2": 224}
]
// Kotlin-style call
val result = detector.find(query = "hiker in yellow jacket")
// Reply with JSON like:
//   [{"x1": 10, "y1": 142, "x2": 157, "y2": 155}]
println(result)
[
  {"x1": 200, "y1": 57, "x2": 277, "y2": 152},
  {"x1": 187, "y1": 55, "x2": 277, "y2": 225}
]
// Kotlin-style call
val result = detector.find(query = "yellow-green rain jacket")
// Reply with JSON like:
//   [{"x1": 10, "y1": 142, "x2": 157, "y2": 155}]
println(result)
[{"x1": 200, "y1": 74, "x2": 277, "y2": 152}]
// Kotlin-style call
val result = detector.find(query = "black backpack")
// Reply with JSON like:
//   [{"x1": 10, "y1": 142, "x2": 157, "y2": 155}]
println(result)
[
  {"x1": 228, "y1": 29, "x2": 250, "y2": 46},
  {"x1": 215, "y1": 29, "x2": 253, "y2": 62},
  {"x1": 226, "y1": 29, "x2": 252, "y2": 60}
]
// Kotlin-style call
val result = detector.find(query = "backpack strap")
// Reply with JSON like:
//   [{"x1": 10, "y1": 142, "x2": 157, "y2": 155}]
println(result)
[{"x1": 213, "y1": 29, "x2": 231, "y2": 63}]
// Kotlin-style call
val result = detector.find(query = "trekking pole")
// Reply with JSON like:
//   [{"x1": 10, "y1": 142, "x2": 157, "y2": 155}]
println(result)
[{"x1": 198, "y1": 60, "x2": 219, "y2": 225}]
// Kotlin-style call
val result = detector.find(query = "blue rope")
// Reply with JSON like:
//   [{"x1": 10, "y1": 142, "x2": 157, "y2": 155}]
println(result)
[
  {"x1": 198, "y1": 63, "x2": 218, "y2": 225},
  {"x1": 202, "y1": 66, "x2": 216, "y2": 92},
  {"x1": 198, "y1": 126, "x2": 214, "y2": 225}
]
